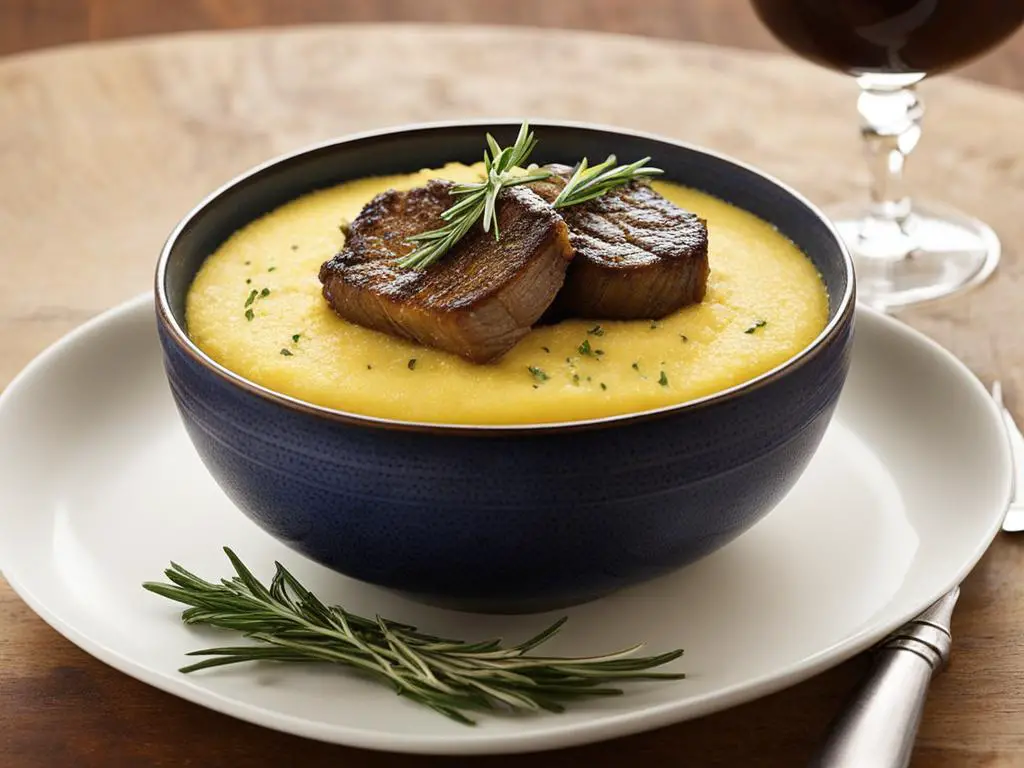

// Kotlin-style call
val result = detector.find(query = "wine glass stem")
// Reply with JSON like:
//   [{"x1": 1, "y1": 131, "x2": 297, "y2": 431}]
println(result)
[{"x1": 856, "y1": 74, "x2": 924, "y2": 224}]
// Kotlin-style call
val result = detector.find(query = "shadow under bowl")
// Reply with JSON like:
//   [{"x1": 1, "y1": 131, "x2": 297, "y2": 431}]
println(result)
[{"x1": 155, "y1": 121, "x2": 855, "y2": 613}]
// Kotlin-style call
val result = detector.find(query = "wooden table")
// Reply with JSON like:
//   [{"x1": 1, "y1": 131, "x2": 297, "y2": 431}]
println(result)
[
  {"x1": 2, "y1": 4, "x2": 1024, "y2": 767},
  {"x1": 3, "y1": 0, "x2": 1024, "y2": 90}
]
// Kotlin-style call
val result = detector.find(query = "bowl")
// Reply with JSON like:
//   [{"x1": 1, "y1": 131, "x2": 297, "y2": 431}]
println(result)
[{"x1": 155, "y1": 120, "x2": 855, "y2": 613}]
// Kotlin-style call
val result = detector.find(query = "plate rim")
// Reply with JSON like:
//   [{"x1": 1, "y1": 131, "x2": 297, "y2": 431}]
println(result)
[{"x1": 0, "y1": 293, "x2": 1012, "y2": 755}]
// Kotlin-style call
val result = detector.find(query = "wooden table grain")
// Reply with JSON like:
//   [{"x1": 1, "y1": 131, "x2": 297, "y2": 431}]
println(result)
[{"x1": 1, "y1": 5, "x2": 1024, "y2": 768}]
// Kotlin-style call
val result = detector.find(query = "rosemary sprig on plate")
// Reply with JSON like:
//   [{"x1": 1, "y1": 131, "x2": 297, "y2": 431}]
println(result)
[
  {"x1": 552, "y1": 155, "x2": 663, "y2": 209},
  {"x1": 143, "y1": 548, "x2": 684, "y2": 725},
  {"x1": 398, "y1": 122, "x2": 551, "y2": 270}
]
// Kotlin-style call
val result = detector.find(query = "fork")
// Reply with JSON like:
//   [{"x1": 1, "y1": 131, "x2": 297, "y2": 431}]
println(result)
[
  {"x1": 992, "y1": 381, "x2": 1023, "y2": 532},
  {"x1": 809, "y1": 380, "x2": 1021, "y2": 767}
]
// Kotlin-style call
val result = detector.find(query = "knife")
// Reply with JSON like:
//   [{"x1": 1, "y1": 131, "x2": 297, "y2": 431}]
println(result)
[{"x1": 807, "y1": 588, "x2": 958, "y2": 768}]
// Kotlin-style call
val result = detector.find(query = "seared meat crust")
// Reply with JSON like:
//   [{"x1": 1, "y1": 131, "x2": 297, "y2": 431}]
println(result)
[
  {"x1": 532, "y1": 165, "x2": 709, "y2": 320},
  {"x1": 319, "y1": 180, "x2": 574, "y2": 363}
]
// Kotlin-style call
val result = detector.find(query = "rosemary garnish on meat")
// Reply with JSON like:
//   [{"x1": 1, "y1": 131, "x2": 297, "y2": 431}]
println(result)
[
  {"x1": 398, "y1": 123, "x2": 551, "y2": 270},
  {"x1": 144, "y1": 548, "x2": 684, "y2": 725},
  {"x1": 552, "y1": 155, "x2": 662, "y2": 209},
  {"x1": 399, "y1": 123, "x2": 664, "y2": 270}
]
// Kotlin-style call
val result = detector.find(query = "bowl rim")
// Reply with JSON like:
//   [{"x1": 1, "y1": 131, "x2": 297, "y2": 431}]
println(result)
[{"x1": 155, "y1": 118, "x2": 856, "y2": 435}]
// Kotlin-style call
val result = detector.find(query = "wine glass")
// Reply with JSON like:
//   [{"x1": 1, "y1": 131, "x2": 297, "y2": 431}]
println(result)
[{"x1": 750, "y1": 0, "x2": 1024, "y2": 309}]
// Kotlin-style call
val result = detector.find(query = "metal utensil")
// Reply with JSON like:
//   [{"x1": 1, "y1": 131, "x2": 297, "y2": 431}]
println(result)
[
  {"x1": 809, "y1": 381, "x2": 1021, "y2": 767},
  {"x1": 993, "y1": 381, "x2": 1024, "y2": 532},
  {"x1": 808, "y1": 589, "x2": 959, "y2": 768}
]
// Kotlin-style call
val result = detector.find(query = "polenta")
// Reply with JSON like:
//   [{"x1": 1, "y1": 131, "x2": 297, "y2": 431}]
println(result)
[{"x1": 186, "y1": 164, "x2": 828, "y2": 425}]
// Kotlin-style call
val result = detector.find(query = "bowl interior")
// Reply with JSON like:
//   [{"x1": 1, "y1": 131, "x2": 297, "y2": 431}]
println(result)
[{"x1": 160, "y1": 121, "x2": 852, "y2": 334}]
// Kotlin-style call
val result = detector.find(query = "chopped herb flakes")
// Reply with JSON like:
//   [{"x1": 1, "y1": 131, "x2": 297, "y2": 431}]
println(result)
[
  {"x1": 246, "y1": 278, "x2": 252, "y2": 284},
  {"x1": 572, "y1": 373, "x2": 580, "y2": 386},
  {"x1": 631, "y1": 362, "x2": 640, "y2": 372},
  {"x1": 650, "y1": 321, "x2": 660, "y2": 330},
  {"x1": 587, "y1": 325, "x2": 605, "y2": 336},
  {"x1": 243, "y1": 286, "x2": 272, "y2": 319},
  {"x1": 679, "y1": 334, "x2": 689, "y2": 342},
  {"x1": 532, "y1": 384, "x2": 540, "y2": 389},
  {"x1": 280, "y1": 348, "x2": 293, "y2": 357},
  {"x1": 528, "y1": 366, "x2": 550, "y2": 382},
  {"x1": 244, "y1": 260, "x2": 251, "y2": 265},
  {"x1": 290, "y1": 244, "x2": 299, "y2": 251},
  {"x1": 268, "y1": 266, "x2": 277, "y2": 272},
  {"x1": 600, "y1": 382, "x2": 608, "y2": 391},
  {"x1": 292, "y1": 334, "x2": 301, "y2": 343},
  {"x1": 745, "y1": 319, "x2": 768, "y2": 334},
  {"x1": 658, "y1": 371, "x2": 669, "y2": 387},
  {"x1": 366, "y1": 364, "x2": 373, "y2": 370},
  {"x1": 541, "y1": 346, "x2": 550, "y2": 353},
  {"x1": 578, "y1": 339, "x2": 595, "y2": 356},
  {"x1": 407, "y1": 359, "x2": 417, "y2": 371}
]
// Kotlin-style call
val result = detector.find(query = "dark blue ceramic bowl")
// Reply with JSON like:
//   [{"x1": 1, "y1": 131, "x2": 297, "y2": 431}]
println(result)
[{"x1": 156, "y1": 121, "x2": 855, "y2": 613}]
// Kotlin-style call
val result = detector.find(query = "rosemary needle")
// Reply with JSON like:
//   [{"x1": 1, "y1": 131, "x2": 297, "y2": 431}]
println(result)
[{"x1": 143, "y1": 548, "x2": 684, "y2": 725}]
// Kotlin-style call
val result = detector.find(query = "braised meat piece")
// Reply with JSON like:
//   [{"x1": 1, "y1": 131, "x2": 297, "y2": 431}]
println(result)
[
  {"x1": 319, "y1": 180, "x2": 574, "y2": 363},
  {"x1": 532, "y1": 165, "x2": 709, "y2": 320}
]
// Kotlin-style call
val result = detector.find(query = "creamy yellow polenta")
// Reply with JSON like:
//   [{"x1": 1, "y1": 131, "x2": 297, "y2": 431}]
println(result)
[{"x1": 186, "y1": 163, "x2": 828, "y2": 425}]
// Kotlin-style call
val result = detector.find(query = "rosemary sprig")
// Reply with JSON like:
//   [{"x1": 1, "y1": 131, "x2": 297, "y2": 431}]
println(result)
[
  {"x1": 143, "y1": 548, "x2": 684, "y2": 725},
  {"x1": 398, "y1": 124, "x2": 664, "y2": 270},
  {"x1": 398, "y1": 123, "x2": 552, "y2": 270},
  {"x1": 552, "y1": 154, "x2": 663, "y2": 208},
  {"x1": 552, "y1": 155, "x2": 663, "y2": 209}
]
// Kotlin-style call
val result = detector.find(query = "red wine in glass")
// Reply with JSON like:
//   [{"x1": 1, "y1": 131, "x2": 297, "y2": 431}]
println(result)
[{"x1": 751, "y1": 0, "x2": 1024, "y2": 308}]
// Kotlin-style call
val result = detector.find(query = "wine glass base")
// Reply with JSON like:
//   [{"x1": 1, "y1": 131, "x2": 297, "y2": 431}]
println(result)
[{"x1": 828, "y1": 200, "x2": 1000, "y2": 310}]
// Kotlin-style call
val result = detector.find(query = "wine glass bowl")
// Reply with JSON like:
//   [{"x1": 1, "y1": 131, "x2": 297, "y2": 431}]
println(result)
[{"x1": 751, "y1": 0, "x2": 1024, "y2": 309}]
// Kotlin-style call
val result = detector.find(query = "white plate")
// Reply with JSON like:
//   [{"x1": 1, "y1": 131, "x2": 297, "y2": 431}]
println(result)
[{"x1": 0, "y1": 295, "x2": 1012, "y2": 755}]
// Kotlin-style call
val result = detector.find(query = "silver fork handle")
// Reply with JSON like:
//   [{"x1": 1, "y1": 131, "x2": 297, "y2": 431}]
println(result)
[
  {"x1": 809, "y1": 587, "x2": 959, "y2": 768},
  {"x1": 1001, "y1": 504, "x2": 1024, "y2": 533}
]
